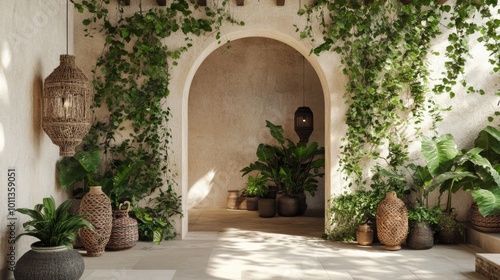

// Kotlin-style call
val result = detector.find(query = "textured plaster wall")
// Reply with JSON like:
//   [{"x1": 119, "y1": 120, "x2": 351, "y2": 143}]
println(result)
[
  {"x1": 188, "y1": 37, "x2": 325, "y2": 210},
  {"x1": 72, "y1": 0, "x2": 499, "y2": 238},
  {"x1": 0, "y1": 0, "x2": 70, "y2": 275}
]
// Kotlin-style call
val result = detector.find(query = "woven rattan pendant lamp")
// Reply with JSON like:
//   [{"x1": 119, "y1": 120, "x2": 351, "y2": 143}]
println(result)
[
  {"x1": 42, "y1": 0, "x2": 91, "y2": 156},
  {"x1": 294, "y1": 55, "x2": 313, "y2": 144}
]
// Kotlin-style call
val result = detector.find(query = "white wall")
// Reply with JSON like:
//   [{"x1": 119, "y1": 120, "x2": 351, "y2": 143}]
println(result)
[{"x1": 0, "y1": 0, "x2": 71, "y2": 276}]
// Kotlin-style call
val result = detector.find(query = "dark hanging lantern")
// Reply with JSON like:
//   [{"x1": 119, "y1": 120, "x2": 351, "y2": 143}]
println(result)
[
  {"x1": 294, "y1": 106, "x2": 314, "y2": 143},
  {"x1": 42, "y1": 1, "x2": 91, "y2": 156},
  {"x1": 294, "y1": 54, "x2": 313, "y2": 144}
]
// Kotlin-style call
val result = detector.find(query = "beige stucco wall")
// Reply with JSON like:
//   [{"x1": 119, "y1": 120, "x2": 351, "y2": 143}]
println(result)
[
  {"x1": 1, "y1": 0, "x2": 497, "y2": 276},
  {"x1": 71, "y1": 0, "x2": 500, "y2": 238},
  {"x1": 188, "y1": 37, "x2": 325, "y2": 211},
  {"x1": 0, "y1": 0, "x2": 71, "y2": 276}
]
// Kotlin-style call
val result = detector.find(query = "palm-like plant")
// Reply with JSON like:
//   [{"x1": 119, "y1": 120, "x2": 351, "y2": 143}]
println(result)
[
  {"x1": 16, "y1": 197, "x2": 94, "y2": 248},
  {"x1": 240, "y1": 120, "x2": 325, "y2": 196}
]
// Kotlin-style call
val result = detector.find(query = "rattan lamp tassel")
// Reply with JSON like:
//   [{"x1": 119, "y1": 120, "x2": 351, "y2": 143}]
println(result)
[{"x1": 42, "y1": 54, "x2": 91, "y2": 156}]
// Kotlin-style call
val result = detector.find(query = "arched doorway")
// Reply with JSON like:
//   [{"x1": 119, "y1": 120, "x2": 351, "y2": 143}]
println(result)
[{"x1": 185, "y1": 37, "x2": 326, "y2": 230}]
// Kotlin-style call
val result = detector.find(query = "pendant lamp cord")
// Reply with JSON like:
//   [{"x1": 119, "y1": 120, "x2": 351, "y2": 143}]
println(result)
[
  {"x1": 299, "y1": 0, "x2": 305, "y2": 107},
  {"x1": 66, "y1": 0, "x2": 69, "y2": 55}
]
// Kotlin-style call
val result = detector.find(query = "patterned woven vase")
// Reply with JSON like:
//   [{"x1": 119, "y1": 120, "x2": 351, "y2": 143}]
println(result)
[
  {"x1": 79, "y1": 186, "x2": 112, "y2": 257},
  {"x1": 376, "y1": 191, "x2": 408, "y2": 251},
  {"x1": 106, "y1": 201, "x2": 139, "y2": 251}
]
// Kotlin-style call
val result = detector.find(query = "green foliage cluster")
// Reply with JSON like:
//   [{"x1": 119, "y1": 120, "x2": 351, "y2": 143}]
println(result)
[
  {"x1": 299, "y1": 0, "x2": 500, "y2": 187},
  {"x1": 436, "y1": 1, "x2": 499, "y2": 100},
  {"x1": 71, "y1": 0, "x2": 241, "y2": 242},
  {"x1": 326, "y1": 187, "x2": 385, "y2": 241},
  {"x1": 240, "y1": 121, "x2": 325, "y2": 196},
  {"x1": 16, "y1": 197, "x2": 94, "y2": 248},
  {"x1": 132, "y1": 188, "x2": 183, "y2": 244}
]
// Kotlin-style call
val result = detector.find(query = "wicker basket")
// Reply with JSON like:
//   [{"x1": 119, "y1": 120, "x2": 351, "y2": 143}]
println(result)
[
  {"x1": 106, "y1": 201, "x2": 139, "y2": 251},
  {"x1": 79, "y1": 186, "x2": 112, "y2": 257},
  {"x1": 376, "y1": 191, "x2": 408, "y2": 251},
  {"x1": 470, "y1": 203, "x2": 500, "y2": 233}
]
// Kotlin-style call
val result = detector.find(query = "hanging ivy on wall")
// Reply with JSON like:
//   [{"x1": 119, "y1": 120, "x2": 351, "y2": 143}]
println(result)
[
  {"x1": 71, "y1": 0, "x2": 242, "y2": 240},
  {"x1": 299, "y1": 0, "x2": 500, "y2": 186},
  {"x1": 300, "y1": 0, "x2": 444, "y2": 186}
]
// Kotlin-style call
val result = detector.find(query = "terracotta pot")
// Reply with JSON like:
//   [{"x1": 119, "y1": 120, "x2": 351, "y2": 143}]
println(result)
[{"x1": 356, "y1": 224, "x2": 374, "y2": 246}]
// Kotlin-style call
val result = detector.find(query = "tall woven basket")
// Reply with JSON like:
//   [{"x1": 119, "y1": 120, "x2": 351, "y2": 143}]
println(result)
[
  {"x1": 79, "y1": 186, "x2": 112, "y2": 257},
  {"x1": 106, "y1": 201, "x2": 139, "y2": 251},
  {"x1": 376, "y1": 191, "x2": 408, "y2": 251}
]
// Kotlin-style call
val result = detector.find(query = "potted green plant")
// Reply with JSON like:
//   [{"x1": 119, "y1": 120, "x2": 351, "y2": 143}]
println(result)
[
  {"x1": 244, "y1": 174, "x2": 276, "y2": 217},
  {"x1": 241, "y1": 174, "x2": 268, "y2": 212},
  {"x1": 58, "y1": 149, "x2": 101, "y2": 198},
  {"x1": 415, "y1": 134, "x2": 476, "y2": 243},
  {"x1": 14, "y1": 197, "x2": 94, "y2": 280},
  {"x1": 461, "y1": 126, "x2": 500, "y2": 232},
  {"x1": 240, "y1": 120, "x2": 325, "y2": 217},
  {"x1": 132, "y1": 188, "x2": 183, "y2": 244}
]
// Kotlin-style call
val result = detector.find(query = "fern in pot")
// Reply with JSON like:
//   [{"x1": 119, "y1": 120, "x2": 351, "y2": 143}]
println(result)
[{"x1": 14, "y1": 196, "x2": 94, "y2": 280}]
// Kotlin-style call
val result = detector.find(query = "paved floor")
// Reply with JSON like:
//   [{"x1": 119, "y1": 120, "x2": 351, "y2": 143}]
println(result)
[{"x1": 82, "y1": 208, "x2": 488, "y2": 280}]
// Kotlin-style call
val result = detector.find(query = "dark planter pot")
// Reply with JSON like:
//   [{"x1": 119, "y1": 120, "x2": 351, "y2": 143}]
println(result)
[
  {"x1": 277, "y1": 195, "x2": 300, "y2": 217},
  {"x1": 246, "y1": 196, "x2": 259, "y2": 211},
  {"x1": 406, "y1": 221, "x2": 434, "y2": 250},
  {"x1": 14, "y1": 243, "x2": 85, "y2": 280},
  {"x1": 258, "y1": 198, "x2": 276, "y2": 218}
]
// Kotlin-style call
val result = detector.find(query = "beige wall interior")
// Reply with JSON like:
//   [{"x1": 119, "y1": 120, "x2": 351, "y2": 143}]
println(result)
[
  {"x1": 188, "y1": 37, "x2": 325, "y2": 211},
  {"x1": 0, "y1": 1, "x2": 71, "y2": 276},
  {"x1": 1, "y1": 1, "x2": 499, "y2": 275}
]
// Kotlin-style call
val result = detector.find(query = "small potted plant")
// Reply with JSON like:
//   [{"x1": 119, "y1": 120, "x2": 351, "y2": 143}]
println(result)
[{"x1": 14, "y1": 197, "x2": 94, "y2": 280}]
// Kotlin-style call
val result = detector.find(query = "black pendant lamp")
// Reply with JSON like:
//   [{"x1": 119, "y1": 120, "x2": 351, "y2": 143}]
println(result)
[{"x1": 294, "y1": 56, "x2": 313, "y2": 144}]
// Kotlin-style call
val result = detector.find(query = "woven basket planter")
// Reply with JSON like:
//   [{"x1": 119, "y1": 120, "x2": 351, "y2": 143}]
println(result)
[
  {"x1": 79, "y1": 186, "x2": 112, "y2": 257},
  {"x1": 376, "y1": 191, "x2": 408, "y2": 251},
  {"x1": 106, "y1": 201, "x2": 139, "y2": 251},
  {"x1": 407, "y1": 221, "x2": 434, "y2": 250},
  {"x1": 470, "y1": 203, "x2": 500, "y2": 233}
]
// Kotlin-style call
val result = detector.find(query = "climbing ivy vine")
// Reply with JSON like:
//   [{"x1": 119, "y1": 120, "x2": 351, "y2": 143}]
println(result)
[
  {"x1": 71, "y1": 0, "x2": 242, "y2": 240},
  {"x1": 299, "y1": 0, "x2": 500, "y2": 187}
]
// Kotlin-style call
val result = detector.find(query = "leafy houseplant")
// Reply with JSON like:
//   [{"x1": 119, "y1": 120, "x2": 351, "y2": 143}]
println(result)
[
  {"x1": 14, "y1": 197, "x2": 94, "y2": 280},
  {"x1": 58, "y1": 149, "x2": 101, "y2": 198},
  {"x1": 240, "y1": 120, "x2": 325, "y2": 197},
  {"x1": 240, "y1": 120, "x2": 325, "y2": 216},
  {"x1": 465, "y1": 126, "x2": 500, "y2": 217},
  {"x1": 132, "y1": 188, "x2": 183, "y2": 244}
]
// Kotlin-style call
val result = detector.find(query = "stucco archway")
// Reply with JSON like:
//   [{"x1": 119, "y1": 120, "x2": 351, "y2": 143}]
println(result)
[{"x1": 180, "y1": 29, "x2": 338, "y2": 238}]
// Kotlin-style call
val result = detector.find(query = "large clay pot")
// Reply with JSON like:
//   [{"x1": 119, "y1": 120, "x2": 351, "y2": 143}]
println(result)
[
  {"x1": 106, "y1": 201, "x2": 139, "y2": 251},
  {"x1": 376, "y1": 191, "x2": 408, "y2": 251},
  {"x1": 79, "y1": 186, "x2": 112, "y2": 256},
  {"x1": 14, "y1": 243, "x2": 84, "y2": 280},
  {"x1": 258, "y1": 198, "x2": 276, "y2": 218},
  {"x1": 407, "y1": 221, "x2": 434, "y2": 250},
  {"x1": 277, "y1": 195, "x2": 299, "y2": 217}
]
